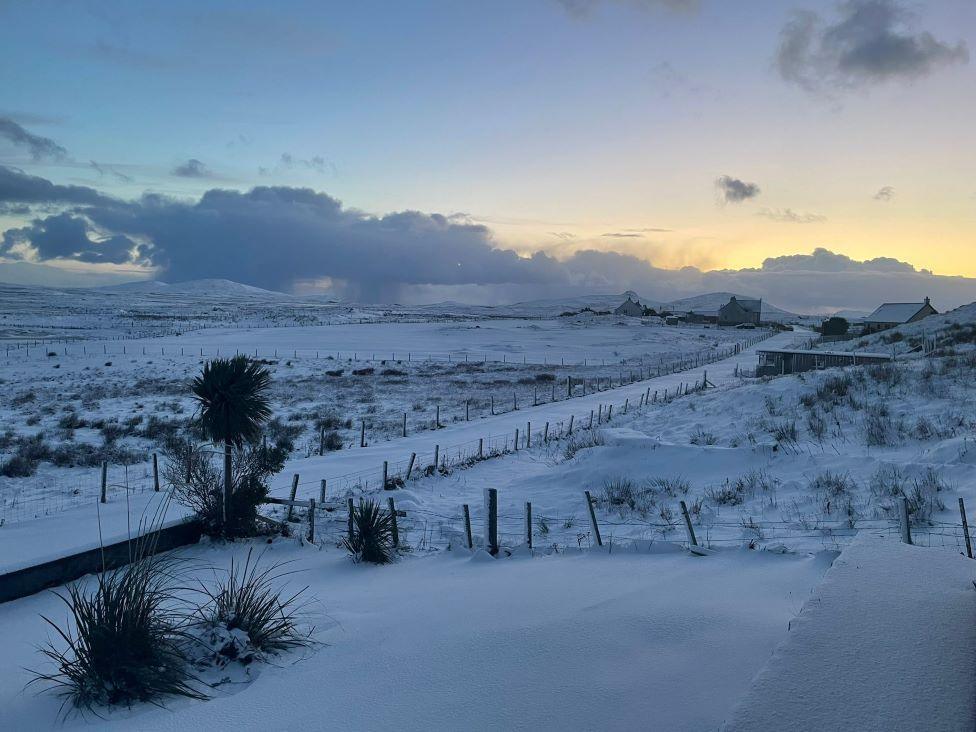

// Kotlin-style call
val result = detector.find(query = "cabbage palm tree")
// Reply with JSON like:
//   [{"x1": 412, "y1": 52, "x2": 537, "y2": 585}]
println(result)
[{"x1": 191, "y1": 356, "x2": 272, "y2": 532}]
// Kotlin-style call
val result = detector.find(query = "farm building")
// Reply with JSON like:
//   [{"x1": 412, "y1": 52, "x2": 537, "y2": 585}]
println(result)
[
  {"x1": 718, "y1": 296, "x2": 762, "y2": 326},
  {"x1": 756, "y1": 348, "x2": 892, "y2": 376},
  {"x1": 862, "y1": 298, "x2": 937, "y2": 334},
  {"x1": 614, "y1": 296, "x2": 644, "y2": 317}
]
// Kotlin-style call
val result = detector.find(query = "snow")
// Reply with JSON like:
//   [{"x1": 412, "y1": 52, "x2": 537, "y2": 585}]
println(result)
[
  {"x1": 725, "y1": 533, "x2": 976, "y2": 732},
  {"x1": 0, "y1": 540, "x2": 833, "y2": 731},
  {"x1": 864, "y1": 302, "x2": 928, "y2": 324}
]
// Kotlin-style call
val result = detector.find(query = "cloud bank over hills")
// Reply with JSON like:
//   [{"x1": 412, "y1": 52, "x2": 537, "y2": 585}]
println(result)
[{"x1": 0, "y1": 165, "x2": 972, "y2": 313}]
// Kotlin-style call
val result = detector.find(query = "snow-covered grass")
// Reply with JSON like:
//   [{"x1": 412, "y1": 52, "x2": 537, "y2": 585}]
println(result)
[{"x1": 0, "y1": 536, "x2": 832, "y2": 730}]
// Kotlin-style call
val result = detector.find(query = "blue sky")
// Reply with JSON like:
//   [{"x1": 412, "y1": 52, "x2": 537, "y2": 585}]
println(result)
[{"x1": 0, "y1": 0, "x2": 974, "y2": 310}]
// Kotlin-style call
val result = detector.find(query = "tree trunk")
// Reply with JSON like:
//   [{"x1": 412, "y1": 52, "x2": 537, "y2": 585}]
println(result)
[{"x1": 223, "y1": 439, "x2": 232, "y2": 533}]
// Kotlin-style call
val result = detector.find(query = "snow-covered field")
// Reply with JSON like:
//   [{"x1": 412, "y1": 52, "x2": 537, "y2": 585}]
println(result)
[{"x1": 2, "y1": 286, "x2": 976, "y2": 730}]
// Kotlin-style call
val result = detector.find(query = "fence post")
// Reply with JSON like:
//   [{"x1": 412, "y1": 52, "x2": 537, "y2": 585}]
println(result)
[
  {"x1": 525, "y1": 502, "x2": 533, "y2": 550},
  {"x1": 434, "y1": 444, "x2": 440, "y2": 469},
  {"x1": 406, "y1": 453, "x2": 416, "y2": 480},
  {"x1": 514, "y1": 428, "x2": 519, "y2": 452},
  {"x1": 584, "y1": 490, "x2": 603, "y2": 547},
  {"x1": 152, "y1": 453, "x2": 160, "y2": 492},
  {"x1": 597, "y1": 404, "x2": 602, "y2": 424},
  {"x1": 485, "y1": 488, "x2": 499, "y2": 555},
  {"x1": 526, "y1": 422, "x2": 531, "y2": 448},
  {"x1": 466, "y1": 401, "x2": 470, "y2": 421},
  {"x1": 402, "y1": 412, "x2": 407, "y2": 438},
  {"x1": 100, "y1": 461, "x2": 108, "y2": 503},
  {"x1": 347, "y1": 498, "x2": 355, "y2": 543},
  {"x1": 899, "y1": 496, "x2": 912, "y2": 545},
  {"x1": 307, "y1": 498, "x2": 316, "y2": 543},
  {"x1": 679, "y1": 500, "x2": 698, "y2": 547},
  {"x1": 360, "y1": 420, "x2": 366, "y2": 448},
  {"x1": 319, "y1": 479, "x2": 327, "y2": 503},
  {"x1": 463, "y1": 504, "x2": 474, "y2": 549},
  {"x1": 623, "y1": 398, "x2": 628, "y2": 414},
  {"x1": 478, "y1": 438, "x2": 484, "y2": 459},
  {"x1": 589, "y1": 410, "x2": 594, "y2": 429},
  {"x1": 388, "y1": 497, "x2": 399, "y2": 548},
  {"x1": 383, "y1": 461, "x2": 390, "y2": 490},
  {"x1": 567, "y1": 414, "x2": 574, "y2": 435},
  {"x1": 960, "y1": 497, "x2": 973, "y2": 559},
  {"x1": 607, "y1": 404, "x2": 612, "y2": 421},
  {"x1": 543, "y1": 422, "x2": 549, "y2": 443},
  {"x1": 435, "y1": 405, "x2": 441, "y2": 428},
  {"x1": 286, "y1": 473, "x2": 300, "y2": 521}
]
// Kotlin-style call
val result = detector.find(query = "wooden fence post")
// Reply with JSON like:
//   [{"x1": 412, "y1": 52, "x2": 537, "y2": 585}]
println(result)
[
  {"x1": 899, "y1": 496, "x2": 912, "y2": 545},
  {"x1": 435, "y1": 405, "x2": 441, "y2": 429},
  {"x1": 434, "y1": 444, "x2": 440, "y2": 469},
  {"x1": 514, "y1": 428, "x2": 519, "y2": 452},
  {"x1": 584, "y1": 490, "x2": 603, "y2": 547},
  {"x1": 485, "y1": 488, "x2": 499, "y2": 555},
  {"x1": 526, "y1": 422, "x2": 531, "y2": 448},
  {"x1": 589, "y1": 410, "x2": 594, "y2": 429},
  {"x1": 463, "y1": 504, "x2": 474, "y2": 549},
  {"x1": 543, "y1": 422, "x2": 549, "y2": 443},
  {"x1": 491, "y1": 395, "x2": 494, "y2": 415},
  {"x1": 402, "y1": 412, "x2": 407, "y2": 438},
  {"x1": 100, "y1": 461, "x2": 108, "y2": 503},
  {"x1": 286, "y1": 473, "x2": 299, "y2": 521},
  {"x1": 623, "y1": 398, "x2": 628, "y2": 414},
  {"x1": 607, "y1": 404, "x2": 613, "y2": 421},
  {"x1": 466, "y1": 401, "x2": 470, "y2": 421},
  {"x1": 383, "y1": 461, "x2": 389, "y2": 490},
  {"x1": 960, "y1": 497, "x2": 973, "y2": 559},
  {"x1": 388, "y1": 497, "x2": 399, "y2": 548},
  {"x1": 347, "y1": 498, "x2": 355, "y2": 543},
  {"x1": 319, "y1": 479, "x2": 327, "y2": 504},
  {"x1": 478, "y1": 438, "x2": 484, "y2": 459},
  {"x1": 406, "y1": 452, "x2": 416, "y2": 480},
  {"x1": 525, "y1": 502, "x2": 533, "y2": 549},
  {"x1": 679, "y1": 500, "x2": 698, "y2": 547},
  {"x1": 152, "y1": 453, "x2": 160, "y2": 492},
  {"x1": 567, "y1": 414, "x2": 574, "y2": 435},
  {"x1": 307, "y1": 498, "x2": 316, "y2": 543},
  {"x1": 360, "y1": 420, "x2": 366, "y2": 448},
  {"x1": 597, "y1": 404, "x2": 602, "y2": 424}
]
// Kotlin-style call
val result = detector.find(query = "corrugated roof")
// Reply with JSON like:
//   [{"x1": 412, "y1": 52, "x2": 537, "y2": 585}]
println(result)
[{"x1": 864, "y1": 302, "x2": 925, "y2": 324}]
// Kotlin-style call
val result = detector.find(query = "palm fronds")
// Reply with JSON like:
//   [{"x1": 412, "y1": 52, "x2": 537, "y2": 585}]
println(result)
[
  {"x1": 191, "y1": 356, "x2": 272, "y2": 447},
  {"x1": 344, "y1": 499, "x2": 396, "y2": 564}
]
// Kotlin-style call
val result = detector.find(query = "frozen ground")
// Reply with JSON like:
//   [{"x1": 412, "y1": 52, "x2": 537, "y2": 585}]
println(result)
[
  {"x1": 726, "y1": 533, "x2": 976, "y2": 732},
  {"x1": 0, "y1": 537, "x2": 833, "y2": 731},
  {"x1": 0, "y1": 309, "x2": 764, "y2": 525}
]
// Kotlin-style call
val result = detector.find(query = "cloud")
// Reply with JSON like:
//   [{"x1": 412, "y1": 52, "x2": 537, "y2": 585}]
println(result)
[
  {"x1": 171, "y1": 159, "x2": 213, "y2": 178},
  {"x1": 874, "y1": 185, "x2": 895, "y2": 201},
  {"x1": 89, "y1": 160, "x2": 134, "y2": 184},
  {"x1": 263, "y1": 152, "x2": 335, "y2": 176},
  {"x1": 2, "y1": 212, "x2": 143, "y2": 265},
  {"x1": 758, "y1": 247, "x2": 914, "y2": 273},
  {"x1": 757, "y1": 207, "x2": 827, "y2": 223},
  {"x1": 602, "y1": 232, "x2": 644, "y2": 238},
  {"x1": 715, "y1": 175, "x2": 760, "y2": 204},
  {"x1": 0, "y1": 117, "x2": 68, "y2": 161},
  {"x1": 776, "y1": 0, "x2": 969, "y2": 93},
  {"x1": 3, "y1": 170, "x2": 974, "y2": 312},
  {"x1": 556, "y1": 0, "x2": 699, "y2": 17},
  {"x1": 0, "y1": 165, "x2": 115, "y2": 207}
]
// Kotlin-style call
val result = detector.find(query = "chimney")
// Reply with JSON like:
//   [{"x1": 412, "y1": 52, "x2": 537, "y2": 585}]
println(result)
[{"x1": 924, "y1": 296, "x2": 930, "y2": 306}]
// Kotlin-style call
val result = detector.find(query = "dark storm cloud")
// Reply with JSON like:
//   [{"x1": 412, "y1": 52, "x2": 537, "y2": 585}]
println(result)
[
  {"x1": 1, "y1": 212, "x2": 142, "y2": 264},
  {"x1": 715, "y1": 175, "x2": 760, "y2": 204},
  {"x1": 171, "y1": 159, "x2": 213, "y2": 178},
  {"x1": 3, "y1": 170, "x2": 973, "y2": 312},
  {"x1": 0, "y1": 165, "x2": 116, "y2": 207},
  {"x1": 777, "y1": 0, "x2": 969, "y2": 93},
  {"x1": 0, "y1": 117, "x2": 68, "y2": 161}
]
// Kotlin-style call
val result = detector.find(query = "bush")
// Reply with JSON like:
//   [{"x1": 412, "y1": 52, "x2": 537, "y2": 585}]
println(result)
[
  {"x1": 344, "y1": 499, "x2": 396, "y2": 564},
  {"x1": 689, "y1": 428, "x2": 717, "y2": 446},
  {"x1": 33, "y1": 542, "x2": 203, "y2": 711},
  {"x1": 165, "y1": 443, "x2": 278, "y2": 538},
  {"x1": 193, "y1": 549, "x2": 310, "y2": 657},
  {"x1": 351, "y1": 367, "x2": 375, "y2": 376},
  {"x1": 602, "y1": 478, "x2": 655, "y2": 515},
  {"x1": 319, "y1": 429, "x2": 343, "y2": 452}
]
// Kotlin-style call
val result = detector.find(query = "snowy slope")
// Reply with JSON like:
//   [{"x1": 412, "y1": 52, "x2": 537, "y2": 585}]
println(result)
[{"x1": 725, "y1": 533, "x2": 976, "y2": 731}]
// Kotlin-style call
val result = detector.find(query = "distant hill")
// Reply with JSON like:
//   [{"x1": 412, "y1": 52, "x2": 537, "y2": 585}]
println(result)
[{"x1": 95, "y1": 278, "x2": 289, "y2": 298}]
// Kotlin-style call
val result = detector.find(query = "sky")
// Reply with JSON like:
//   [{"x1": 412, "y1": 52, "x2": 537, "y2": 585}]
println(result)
[{"x1": 0, "y1": 0, "x2": 974, "y2": 312}]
